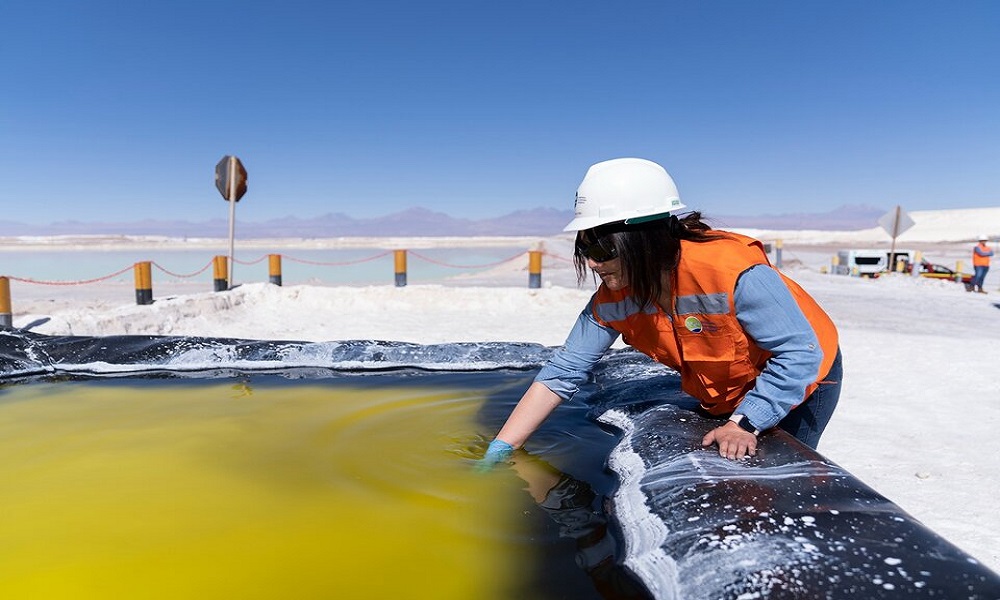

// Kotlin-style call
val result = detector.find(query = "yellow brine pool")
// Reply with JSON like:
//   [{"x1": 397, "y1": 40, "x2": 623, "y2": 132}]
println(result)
[{"x1": 0, "y1": 372, "x2": 622, "y2": 599}]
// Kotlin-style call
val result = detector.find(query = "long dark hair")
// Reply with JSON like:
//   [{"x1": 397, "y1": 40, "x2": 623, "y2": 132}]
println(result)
[{"x1": 574, "y1": 212, "x2": 721, "y2": 308}]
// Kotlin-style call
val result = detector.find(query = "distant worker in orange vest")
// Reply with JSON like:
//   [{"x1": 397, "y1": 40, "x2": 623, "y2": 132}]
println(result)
[
  {"x1": 480, "y1": 158, "x2": 842, "y2": 466},
  {"x1": 971, "y1": 235, "x2": 994, "y2": 294}
]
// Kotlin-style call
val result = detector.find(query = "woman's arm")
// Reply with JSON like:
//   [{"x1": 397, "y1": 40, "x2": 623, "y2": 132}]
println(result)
[
  {"x1": 494, "y1": 381, "x2": 565, "y2": 448},
  {"x1": 492, "y1": 302, "x2": 619, "y2": 450},
  {"x1": 703, "y1": 265, "x2": 824, "y2": 459},
  {"x1": 731, "y1": 265, "x2": 824, "y2": 430}
]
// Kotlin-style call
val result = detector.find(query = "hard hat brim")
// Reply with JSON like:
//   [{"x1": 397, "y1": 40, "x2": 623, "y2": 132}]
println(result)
[
  {"x1": 562, "y1": 215, "x2": 609, "y2": 232},
  {"x1": 562, "y1": 204, "x2": 686, "y2": 232},
  {"x1": 624, "y1": 211, "x2": 676, "y2": 225}
]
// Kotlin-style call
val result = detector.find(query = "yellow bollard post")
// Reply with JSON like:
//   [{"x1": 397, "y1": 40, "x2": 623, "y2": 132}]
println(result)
[
  {"x1": 831, "y1": 254, "x2": 840, "y2": 275},
  {"x1": 775, "y1": 239, "x2": 783, "y2": 269},
  {"x1": 955, "y1": 260, "x2": 963, "y2": 283},
  {"x1": 394, "y1": 250, "x2": 407, "y2": 287},
  {"x1": 213, "y1": 255, "x2": 229, "y2": 291},
  {"x1": 0, "y1": 276, "x2": 11, "y2": 328},
  {"x1": 912, "y1": 251, "x2": 922, "y2": 278},
  {"x1": 268, "y1": 254, "x2": 282, "y2": 286},
  {"x1": 528, "y1": 250, "x2": 542, "y2": 289},
  {"x1": 134, "y1": 261, "x2": 153, "y2": 305}
]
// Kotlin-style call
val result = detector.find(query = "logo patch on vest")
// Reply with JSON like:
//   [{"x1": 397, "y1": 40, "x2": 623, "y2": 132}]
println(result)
[{"x1": 684, "y1": 316, "x2": 703, "y2": 333}]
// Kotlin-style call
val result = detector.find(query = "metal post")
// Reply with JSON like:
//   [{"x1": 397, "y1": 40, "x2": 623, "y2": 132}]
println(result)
[
  {"x1": 775, "y1": 239, "x2": 783, "y2": 269},
  {"x1": 227, "y1": 157, "x2": 237, "y2": 288},
  {"x1": 887, "y1": 205, "x2": 901, "y2": 276}
]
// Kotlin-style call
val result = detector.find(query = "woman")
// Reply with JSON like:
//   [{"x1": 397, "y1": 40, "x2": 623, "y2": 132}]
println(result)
[{"x1": 483, "y1": 158, "x2": 842, "y2": 466}]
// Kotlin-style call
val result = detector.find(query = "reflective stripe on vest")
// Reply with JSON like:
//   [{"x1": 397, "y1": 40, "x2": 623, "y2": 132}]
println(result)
[
  {"x1": 676, "y1": 292, "x2": 728, "y2": 315},
  {"x1": 594, "y1": 296, "x2": 657, "y2": 323}
]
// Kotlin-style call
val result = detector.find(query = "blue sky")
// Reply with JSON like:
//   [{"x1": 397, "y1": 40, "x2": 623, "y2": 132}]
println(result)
[{"x1": 1, "y1": 1, "x2": 997, "y2": 225}]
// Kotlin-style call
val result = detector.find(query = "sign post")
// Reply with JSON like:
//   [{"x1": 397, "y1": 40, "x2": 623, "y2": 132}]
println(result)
[
  {"x1": 878, "y1": 205, "x2": 914, "y2": 274},
  {"x1": 214, "y1": 156, "x2": 248, "y2": 289}
]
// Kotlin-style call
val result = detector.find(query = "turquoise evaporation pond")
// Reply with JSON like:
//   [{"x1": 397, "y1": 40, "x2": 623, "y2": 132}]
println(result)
[
  {"x1": 0, "y1": 246, "x2": 529, "y2": 286},
  {"x1": 0, "y1": 370, "x2": 629, "y2": 600}
]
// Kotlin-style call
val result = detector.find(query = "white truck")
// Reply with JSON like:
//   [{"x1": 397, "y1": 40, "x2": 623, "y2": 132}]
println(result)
[{"x1": 834, "y1": 249, "x2": 916, "y2": 277}]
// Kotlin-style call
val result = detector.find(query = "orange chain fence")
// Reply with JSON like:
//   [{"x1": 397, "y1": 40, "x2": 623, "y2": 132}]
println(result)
[{"x1": 0, "y1": 248, "x2": 577, "y2": 319}]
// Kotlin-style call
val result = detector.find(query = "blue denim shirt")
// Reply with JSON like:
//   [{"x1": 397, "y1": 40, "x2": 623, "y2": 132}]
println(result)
[{"x1": 534, "y1": 265, "x2": 822, "y2": 430}]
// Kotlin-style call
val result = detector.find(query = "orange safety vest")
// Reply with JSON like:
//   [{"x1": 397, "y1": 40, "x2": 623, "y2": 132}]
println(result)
[
  {"x1": 973, "y1": 242, "x2": 993, "y2": 267},
  {"x1": 591, "y1": 233, "x2": 839, "y2": 415}
]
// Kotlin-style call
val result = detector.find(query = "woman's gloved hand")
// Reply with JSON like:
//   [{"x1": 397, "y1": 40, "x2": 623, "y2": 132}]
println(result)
[{"x1": 476, "y1": 439, "x2": 514, "y2": 472}]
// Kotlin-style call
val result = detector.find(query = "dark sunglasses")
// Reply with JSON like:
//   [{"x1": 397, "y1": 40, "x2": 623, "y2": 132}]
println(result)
[{"x1": 575, "y1": 237, "x2": 619, "y2": 262}]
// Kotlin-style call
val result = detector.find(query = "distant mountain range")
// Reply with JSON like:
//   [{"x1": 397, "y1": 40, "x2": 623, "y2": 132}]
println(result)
[{"x1": 0, "y1": 205, "x2": 886, "y2": 238}]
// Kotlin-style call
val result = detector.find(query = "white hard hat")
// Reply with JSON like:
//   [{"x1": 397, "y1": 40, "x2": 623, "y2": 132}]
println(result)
[
  {"x1": 979, "y1": 234, "x2": 989, "y2": 241},
  {"x1": 563, "y1": 158, "x2": 686, "y2": 232}
]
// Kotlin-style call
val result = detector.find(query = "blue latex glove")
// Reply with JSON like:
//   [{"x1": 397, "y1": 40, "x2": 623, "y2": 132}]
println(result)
[{"x1": 476, "y1": 439, "x2": 514, "y2": 472}]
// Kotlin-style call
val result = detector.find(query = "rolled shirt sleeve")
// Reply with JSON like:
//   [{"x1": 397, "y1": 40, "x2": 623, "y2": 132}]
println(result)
[
  {"x1": 732, "y1": 265, "x2": 824, "y2": 430},
  {"x1": 534, "y1": 296, "x2": 620, "y2": 401}
]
